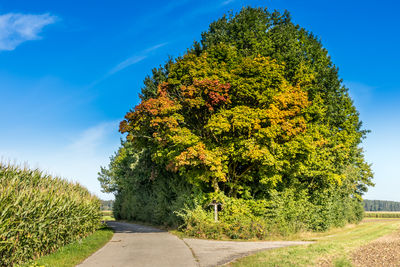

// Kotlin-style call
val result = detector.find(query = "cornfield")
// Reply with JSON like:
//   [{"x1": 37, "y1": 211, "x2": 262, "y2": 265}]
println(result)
[{"x1": 0, "y1": 163, "x2": 101, "y2": 266}]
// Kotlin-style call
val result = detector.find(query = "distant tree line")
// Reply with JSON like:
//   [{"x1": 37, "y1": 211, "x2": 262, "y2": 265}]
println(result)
[
  {"x1": 364, "y1": 199, "x2": 400, "y2": 211},
  {"x1": 100, "y1": 200, "x2": 114, "y2": 211}
]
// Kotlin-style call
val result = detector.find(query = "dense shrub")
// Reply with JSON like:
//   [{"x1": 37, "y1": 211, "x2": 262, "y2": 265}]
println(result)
[
  {"x1": 178, "y1": 188, "x2": 364, "y2": 239},
  {"x1": 0, "y1": 163, "x2": 101, "y2": 266}
]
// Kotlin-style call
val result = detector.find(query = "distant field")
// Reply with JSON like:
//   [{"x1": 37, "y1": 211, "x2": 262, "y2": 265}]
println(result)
[
  {"x1": 101, "y1": 210, "x2": 115, "y2": 221},
  {"x1": 365, "y1": 211, "x2": 400, "y2": 218}
]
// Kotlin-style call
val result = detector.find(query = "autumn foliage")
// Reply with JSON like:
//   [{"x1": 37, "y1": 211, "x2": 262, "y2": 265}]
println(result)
[{"x1": 100, "y1": 7, "x2": 373, "y2": 238}]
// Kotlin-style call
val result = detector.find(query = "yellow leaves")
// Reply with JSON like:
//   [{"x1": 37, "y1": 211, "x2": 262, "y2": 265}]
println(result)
[
  {"x1": 229, "y1": 106, "x2": 262, "y2": 136},
  {"x1": 260, "y1": 174, "x2": 283, "y2": 187},
  {"x1": 328, "y1": 173, "x2": 345, "y2": 186},
  {"x1": 206, "y1": 113, "x2": 231, "y2": 135},
  {"x1": 172, "y1": 143, "x2": 227, "y2": 183},
  {"x1": 169, "y1": 127, "x2": 200, "y2": 146},
  {"x1": 239, "y1": 139, "x2": 275, "y2": 165},
  {"x1": 262, "y1": 84, "x2": 310, "y2": 139},
  {"x1": 273, "y1": 83, "x2": 310, "y2": 110},
  {"x1": 292, "y1": 61, "x2": 316, "y2": 88}
]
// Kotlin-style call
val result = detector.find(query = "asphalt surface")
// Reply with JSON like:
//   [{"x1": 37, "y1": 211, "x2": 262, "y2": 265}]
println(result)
[
  {"x1": 184, "y1": 238, "x2": 314, "y2": 267},
  {"x1": 77, "y1": 221, "x2": 313, "y2": 267}
]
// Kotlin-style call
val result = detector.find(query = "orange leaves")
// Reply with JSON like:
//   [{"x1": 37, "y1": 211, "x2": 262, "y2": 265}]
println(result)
[
  {"x1": 119, "y1": 83, "x2": 182, "y2": 140},
  {"x1": 181, "y1": 79, "x2": 231, "y2": 111},
  {"x1": 174, "y1": 143, "x2": 208, "y2": 168},
  {"x1": 119, "y1": 120, "x2": 130, "y2": 133},
  {"x1": 139, "y1": 83, "x2": 180, "y2": 117}
]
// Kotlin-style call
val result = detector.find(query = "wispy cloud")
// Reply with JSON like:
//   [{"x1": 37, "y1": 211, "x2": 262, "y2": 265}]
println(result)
[
  {"x1": 221, "y1": 0, "x2": 235, "y2": 6},
  {"x1": 108, "y1": 55, "x2": 147, "y2": 75},
  {"x1": 0, "y1": 120, "x2": 120, "y2": 200},
  {"x1": 68, "y1": 120, "x2": 119, "y2": 156},
  {"x1": 108, "y1": 42, "x2": 168, "y2": 76},
  {"x1": 0, "y1": 13, "x2": 57, "y2": 51}
]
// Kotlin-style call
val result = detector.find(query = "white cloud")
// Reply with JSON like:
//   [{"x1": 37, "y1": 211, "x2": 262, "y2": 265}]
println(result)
[
  {"x1": 68, "y1": 121, "x2": 119, "y2": 155},
  {"x1": 0, "y1": 13, "x2": 57, "y2": 51},
  {"x1": 221, "y1": 0, "x2": 235, "y2": 6},
  {"x1": 108, "y1": 55, "x2": 147, "y2": 75},
  {"x1": 108, "y1": 42, "x2": 168, "y2": 75},
  {"x1": 88, "y1": 42, "x2": 168, "y2": 88}
]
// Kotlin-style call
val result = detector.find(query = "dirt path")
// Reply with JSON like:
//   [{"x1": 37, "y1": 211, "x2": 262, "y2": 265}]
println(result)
[{"x1": 77, "y1": 221, "x2": 312, "y2": 267}]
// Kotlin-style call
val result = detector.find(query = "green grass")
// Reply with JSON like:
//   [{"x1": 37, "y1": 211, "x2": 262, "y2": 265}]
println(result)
[
  {"x1": 102, "y1": 215, "x2": 115, "y2": 221},
  {"x1": 23, "y1": 224, "x2": 114, "y2": 267},
  {"x1": 229, "y1": 220, "x2": 400, "y2": 267}
]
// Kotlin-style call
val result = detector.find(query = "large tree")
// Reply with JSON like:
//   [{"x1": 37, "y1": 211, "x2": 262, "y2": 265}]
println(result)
[{"x1": 100, "y1": 7, "x2": 373, "y2": 233}]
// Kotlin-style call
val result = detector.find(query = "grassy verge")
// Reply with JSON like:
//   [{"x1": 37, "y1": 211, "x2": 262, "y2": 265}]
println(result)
[
  {"x1": 229, "y1": 220, "x2": 400, "y2": 266},
  {"x1": 23, "y1": 224, "x2": 113, "y2": 267}
]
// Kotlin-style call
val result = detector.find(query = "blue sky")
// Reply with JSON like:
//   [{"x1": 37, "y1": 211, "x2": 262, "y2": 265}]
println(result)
[{"x1": 0, "y1": 0, "x2": 399, "y2": 201}]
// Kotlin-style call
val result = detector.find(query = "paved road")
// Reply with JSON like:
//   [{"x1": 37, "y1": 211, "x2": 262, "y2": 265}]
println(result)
[
  {"x1": 184, "y1": 238, "x2": 313, "y2": 267},
  {"x1": 78, "y1": 221, "x2": 313, "y2": 267},
  {"x1": 77, "y1": 221, "x2": 196, "y2": 267}
]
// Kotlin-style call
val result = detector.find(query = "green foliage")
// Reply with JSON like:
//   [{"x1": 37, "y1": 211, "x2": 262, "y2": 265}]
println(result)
[
  {"x1": 100, "y1": 7, "x2": 373, "y2": 238},
  {"x1": 103, "y1": 142, "x2": 198, "y2": 226},
  {"x1": 0, "y1": 163, "x2": 101, "y2": 266},
  {"x1": 178, "y1": 187, "x2": 364, "y2": 239}
]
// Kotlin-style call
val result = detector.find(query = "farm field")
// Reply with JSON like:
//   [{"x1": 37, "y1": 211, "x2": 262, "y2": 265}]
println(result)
[
  {"x1": 21, "y1": 211, "x2": 115, "y2": 266},
  {"x1": 0, "y1": 163, "x2": 102, "y2": 266},
  {"x1": 101, "y1": 210, "x2": 115, "y2": 221},
  {"x1": 24, "y1": 225, "x2": 113, "y2": 267},
  {"x1": 364, "y1": 211, "x2": 400, "y2": 218},
  {"x1": 229, "y1": 218, "x2": 400, "y2": 266}
]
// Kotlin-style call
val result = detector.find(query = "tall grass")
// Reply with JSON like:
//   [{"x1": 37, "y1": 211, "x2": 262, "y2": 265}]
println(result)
[{"x1": 0, "y1": 163, "x2": 101, "y2": 266}]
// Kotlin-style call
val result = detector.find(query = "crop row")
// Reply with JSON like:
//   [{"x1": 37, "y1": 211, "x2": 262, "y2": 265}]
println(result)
[
  {"x1": 364, "y1": 212, "x2": 400, "y2": 218},
  {"x1": 0, "y1": 163, "x2": 101, "y2": 266}
]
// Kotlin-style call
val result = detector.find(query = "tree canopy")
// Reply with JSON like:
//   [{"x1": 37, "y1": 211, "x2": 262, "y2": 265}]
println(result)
[{"x1": 100, "y1": 7, "x2": 373, "y2": 237}]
